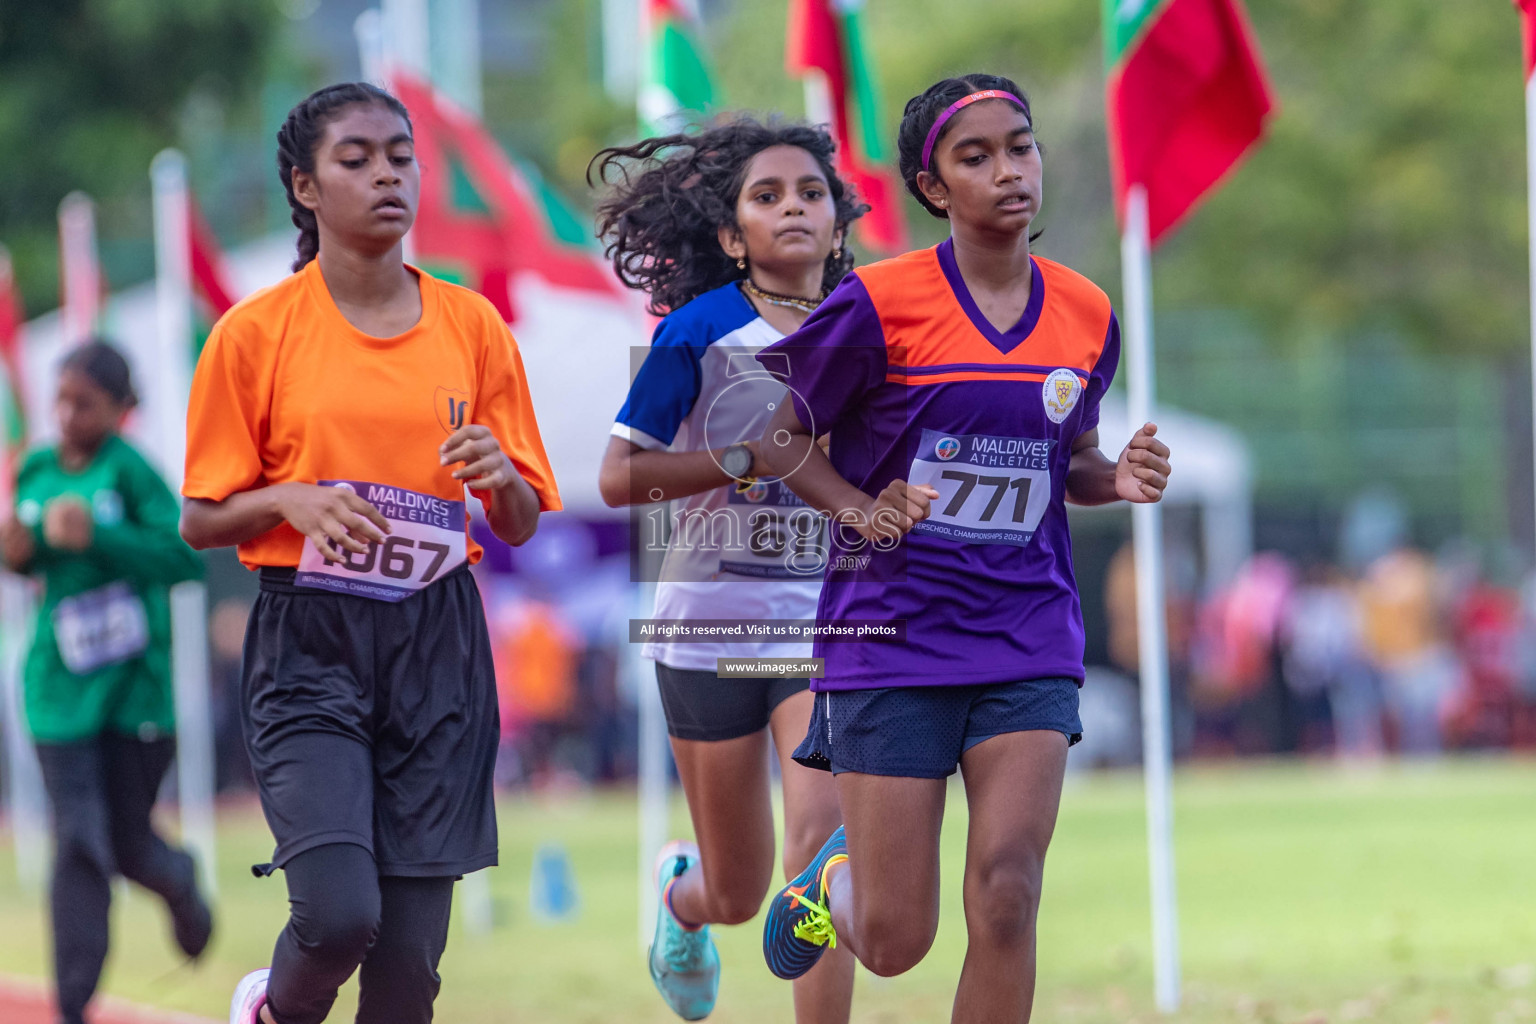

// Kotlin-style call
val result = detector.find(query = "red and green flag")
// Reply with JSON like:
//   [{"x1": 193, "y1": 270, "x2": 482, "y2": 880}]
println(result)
[
  {"x1": 392, "y1": 74, "x2": 620, "y2": 325},
  {"x1": 188, "y1": 199, "x2": 237, "y2": 357},
  {"x1": 640, "y1": 0, "x2": 718, "y2": 134},
  {"x1": 189, "y1": 202, "x2": 236, "y2": 321},
  {"x1": 0, "y1": 246, "x2": 28, "y2": 455},
  {"x1": 1518, "y1": 0, "x2": 1536, "y2": 81},
  {"x1": 787, "y1": 0, "x2": 907, "y2": 253},
  {"x1": 1103, "y1": 0, "x2": 1276, "y2": 244}
]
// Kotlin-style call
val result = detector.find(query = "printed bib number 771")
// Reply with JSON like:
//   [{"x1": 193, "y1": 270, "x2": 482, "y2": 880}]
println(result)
[
  {"x1": 907, "y1": 429, "x2": 1055, "y2": 547},
  {"x1": 295, "y1": 480, "x2": 467, "y2": 602}
]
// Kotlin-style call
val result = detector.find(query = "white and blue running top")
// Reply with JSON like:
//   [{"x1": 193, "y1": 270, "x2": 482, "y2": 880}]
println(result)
[{"x1": 612, "y1": 283, "x2": 824, "y2": 671}]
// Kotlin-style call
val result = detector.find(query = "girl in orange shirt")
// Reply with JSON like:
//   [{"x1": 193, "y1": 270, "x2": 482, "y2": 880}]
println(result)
[{"x1": 179, "y1": 82, "x2": 560, "y2": 1024}]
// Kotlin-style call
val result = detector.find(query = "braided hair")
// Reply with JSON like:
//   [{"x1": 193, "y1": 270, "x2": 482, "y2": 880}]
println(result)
[
  {"x1": 589, "y1": 117, "x2": 868, "y2": 316},
  {"x1": 275, "y1": 83, "x2": 413, "y2": 272},
  {"x1": 896, "y1": 73, "x2": 1037, "y2": 221}
]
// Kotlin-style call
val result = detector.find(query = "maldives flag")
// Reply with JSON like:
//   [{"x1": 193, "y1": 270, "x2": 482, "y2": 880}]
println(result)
[
  {"x1": 189, "y1": 202, "x2": 235, "y2": 321},
  {"x1": 392, "y1": 74, "x2": 620, "y2": 324},
  {"x1": 787, "y1": 0, "x2": 907, "y2": 253},
  {"x1": 0, "y1": 247, "x2": 28, "y2": 454},
  {"x1": 188, "y1": 199, "x2": 237, "y2": 358},
  {"x1": 640, "y1": 0, "x2": 717, "y2": 134},
  {"x1": 1104, "y1": 0, "x2": 1276, "y2": 244},
  {"x1": 1518, "y1": 0, "x2": 1536, "y2": 80}
]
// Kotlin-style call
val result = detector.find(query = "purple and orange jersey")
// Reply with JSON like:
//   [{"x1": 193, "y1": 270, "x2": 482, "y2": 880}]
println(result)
[{"x1": 758, "y1": 238, "x2": 1119, "y2": 691}]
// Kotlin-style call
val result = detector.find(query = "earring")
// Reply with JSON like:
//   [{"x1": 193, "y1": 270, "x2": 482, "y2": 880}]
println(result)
[
  {"x1": 832, "y1": 248, "x2": 842, "y2": 260},
  {"x1": 937, "y1": 198, "x2": 947, "y2": 208},
  {"x1": 736, "y1": 257, "x2": 746, "y2": 270}
]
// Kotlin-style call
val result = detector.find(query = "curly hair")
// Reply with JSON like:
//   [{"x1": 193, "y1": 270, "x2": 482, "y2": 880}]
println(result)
[
  {"x1": 276, "y1": 82, "x2": 413, "y2": 272},
  {"x1": 589, "y1": 117, "x2": 869, "y2": 316},
  {"x1": 896, "y1": 73, "x2": 1037, "y2": 222}
]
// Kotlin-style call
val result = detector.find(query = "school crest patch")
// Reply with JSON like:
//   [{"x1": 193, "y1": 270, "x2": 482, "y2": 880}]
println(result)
[
  {"x1": 434, "y1": 386, "x2": 471, "y2": 434},
  {"x1": 1042, "y1": 369, "x2": 1082, "y2": 424}
]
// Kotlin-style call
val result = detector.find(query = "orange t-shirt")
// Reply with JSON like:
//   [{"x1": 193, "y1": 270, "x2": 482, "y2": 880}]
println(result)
[{"x1": 183, "y1": 260, "x2": 561, "y2": 569}]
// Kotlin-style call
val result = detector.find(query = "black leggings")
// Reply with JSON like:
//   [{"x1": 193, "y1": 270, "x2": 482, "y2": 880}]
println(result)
[
  {"x1": 34, "y1": 734, "x2": 200, "y2": 1024},
  {"x1": 266, "y1": 843, "x2": 455, "y2": 1024}
]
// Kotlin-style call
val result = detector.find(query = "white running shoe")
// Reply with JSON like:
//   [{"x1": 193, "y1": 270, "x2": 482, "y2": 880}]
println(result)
[{"x1": 229, "y1": 968, "x2": 271, "y2": 1024}]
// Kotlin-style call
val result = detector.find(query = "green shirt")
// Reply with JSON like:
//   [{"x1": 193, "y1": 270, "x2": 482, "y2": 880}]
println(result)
[{"x1": 15, "y1": 435, "x2": 202, "y2": 743}]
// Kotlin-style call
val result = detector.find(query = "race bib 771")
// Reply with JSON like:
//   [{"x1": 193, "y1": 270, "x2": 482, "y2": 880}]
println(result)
[
  {"x1": 907, "y1": 429, "x2": 1055, "y2": 547},
  {"x1": 295, "y1": 480, "x2": 467, "y2": 602}
]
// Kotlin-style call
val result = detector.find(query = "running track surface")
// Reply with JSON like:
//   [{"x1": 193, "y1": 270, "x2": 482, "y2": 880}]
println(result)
[{"x1": 0, "y1": 975, "x2": 218, "y2": 1024}]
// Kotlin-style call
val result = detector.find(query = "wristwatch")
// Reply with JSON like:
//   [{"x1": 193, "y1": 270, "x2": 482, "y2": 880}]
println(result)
[{"x1": 721, "y1": 442, "x2": 754, "y2": 480}]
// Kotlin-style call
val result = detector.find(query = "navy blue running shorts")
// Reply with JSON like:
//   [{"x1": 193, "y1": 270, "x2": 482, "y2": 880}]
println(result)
[
  {"x1": 792, "y1": 678, "x2": 1083, "y2": 779},
  {"x1": 242, "y1": 563, "x2": 499, "y2": 877}
]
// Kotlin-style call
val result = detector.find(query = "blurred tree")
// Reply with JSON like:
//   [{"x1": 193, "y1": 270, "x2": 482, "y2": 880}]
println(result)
[{"x1": 0, "y1": 0, "x2": 278, "y2": 313}]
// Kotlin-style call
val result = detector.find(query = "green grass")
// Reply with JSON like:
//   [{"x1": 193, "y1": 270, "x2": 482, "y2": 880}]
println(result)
[{"x1": 0, "y1": 759, "x2": 1533, "y2": 1022}]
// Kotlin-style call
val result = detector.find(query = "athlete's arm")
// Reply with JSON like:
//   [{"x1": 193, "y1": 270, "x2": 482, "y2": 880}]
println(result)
[
  {"x1": 180, "y1": 484, "x2": 389, "y2": 562},
  {"x1": 441, "y1": 424, "x2": 541, "y2": 547},
  {"x1": 760, "y1": 402, "x2": 936, "y2": 543},
  {"x1": 0, "y1": 518, "x2": 35, "y2": 574},
  {"x1": 87, "y1": 458, "x2": 202, "y2": 586},
  {"x1": 1065, "y1": 423, "x2": 1171, "y2": 506},
  {"x1": 597, "y1": 436, "x2": 778, "y2": 507}
]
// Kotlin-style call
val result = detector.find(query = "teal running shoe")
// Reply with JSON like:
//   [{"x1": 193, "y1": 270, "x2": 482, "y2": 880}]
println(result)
[
  {"x1": 648, "y1": 840, "x2": 720, "y2": 1020},
  {"x1": 763, "y1": 825, "x2": 847, "y2": 980}
]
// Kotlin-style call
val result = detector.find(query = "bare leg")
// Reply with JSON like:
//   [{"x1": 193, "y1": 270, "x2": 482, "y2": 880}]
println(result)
[
  {"x1": 666, "y1": 728, "x2": 778, "y2": 928},
  {"x1": 950, "y1": 731, "x2": 1068, "y2": 1024},
  {"x1": 769, "y1": 691, "x2": 854, "y2": 1024},
  {"x1": 823, "y1": 772, "x2": 947, "y2": 977}
]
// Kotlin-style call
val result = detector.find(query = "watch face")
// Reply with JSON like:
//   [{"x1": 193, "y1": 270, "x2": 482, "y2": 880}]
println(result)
[{"x1": 724, "y1": 445, "x2": 752, "y2": 478}]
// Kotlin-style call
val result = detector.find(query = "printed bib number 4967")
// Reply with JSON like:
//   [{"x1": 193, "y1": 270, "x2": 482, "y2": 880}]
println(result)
[{"x1": 295, "y1": 480, "x2": 468, "y2": 602}]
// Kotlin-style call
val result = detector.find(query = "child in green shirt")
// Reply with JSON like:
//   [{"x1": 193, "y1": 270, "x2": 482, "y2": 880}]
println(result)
[{"x1": 0, "y1": 340, "x2": 212, "y2": 1024}]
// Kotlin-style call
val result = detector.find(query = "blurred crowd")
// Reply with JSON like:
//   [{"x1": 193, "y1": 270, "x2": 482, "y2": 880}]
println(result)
[
  {"x1": 1101, "y1": 539, "x2": 1536, "y2": 761},
  {"x1": 201, "y1": 513, "x2": 1536, "y2": 796}
]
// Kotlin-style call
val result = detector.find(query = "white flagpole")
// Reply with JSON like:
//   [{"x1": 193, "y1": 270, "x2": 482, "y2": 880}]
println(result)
[
  {"x1": 601, "y1": 0, "x2": 640, "y2": 101},
  {"x1": 803, "y1": 74, "x2": 834, "y2": 129},
  {"x1": 150, "y1": 151, "x2": 192, "y2": 490},
  {"x1": 0, "y1": 574, "x2": 46, "y2": 892},
  {"x1": 57, "y1": 192, "x2": 101, "y2": 345},
  {"x1": 431, "y1": 0, "x2": 482, "y2": 116},
  {"x1": 636, "y1": 581, "x2": 667, "y2": 947},
  {"x1": 1122, "y1": 183, "x2": 1180, "y2": 1013},
  {"x1": 355, "y1": 9, "x2": 387, "y2": 86},
  {"x1": 1526, "y1": 68, "x2": 1536, "y2": 559},
  {"x1": 631, "y1": 5, "x2": 671, "y2": 947},
  {"x1": 373, "y1": 1, "x2": 422, "y2": 265},
  {"x1": 151, "y1": 149, "x2": 218, "y2": 897},
  {"x1": 381, "y1": 0, "x2": 430, "y2": 77}
]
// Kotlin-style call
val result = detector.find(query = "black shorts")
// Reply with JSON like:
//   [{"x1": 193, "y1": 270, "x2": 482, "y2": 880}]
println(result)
[
  {"x1": 242, "y1": 564, "x2": 499, "y2": 877},
  {"x1": 655, "y1": 663, "x2": 810, "y2": 742},
  {"x1": 793, "y1": 678, "x2": 1083, "y2": 779}
]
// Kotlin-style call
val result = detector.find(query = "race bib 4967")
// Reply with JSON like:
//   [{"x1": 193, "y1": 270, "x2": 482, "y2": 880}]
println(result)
[
  {"x1": 907, "y1": 429, "x2": 1055, "y2": 547},
  {"x1": 295, "y1": 480, "x2": 467, "y2": 602}
]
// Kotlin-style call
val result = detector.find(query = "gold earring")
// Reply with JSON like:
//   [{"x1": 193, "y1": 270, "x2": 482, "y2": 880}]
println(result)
[
  {"x1": 736, "y1": 257, "x2": 746, "y2": 270},
  {"x1": 832, "y1": 248, "x2": 842, "y2": 260}
]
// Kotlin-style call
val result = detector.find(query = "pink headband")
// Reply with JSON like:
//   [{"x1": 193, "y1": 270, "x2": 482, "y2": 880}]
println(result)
[{"x1": 920, "y1": 90, "x2": 1029, "y2": 171}]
